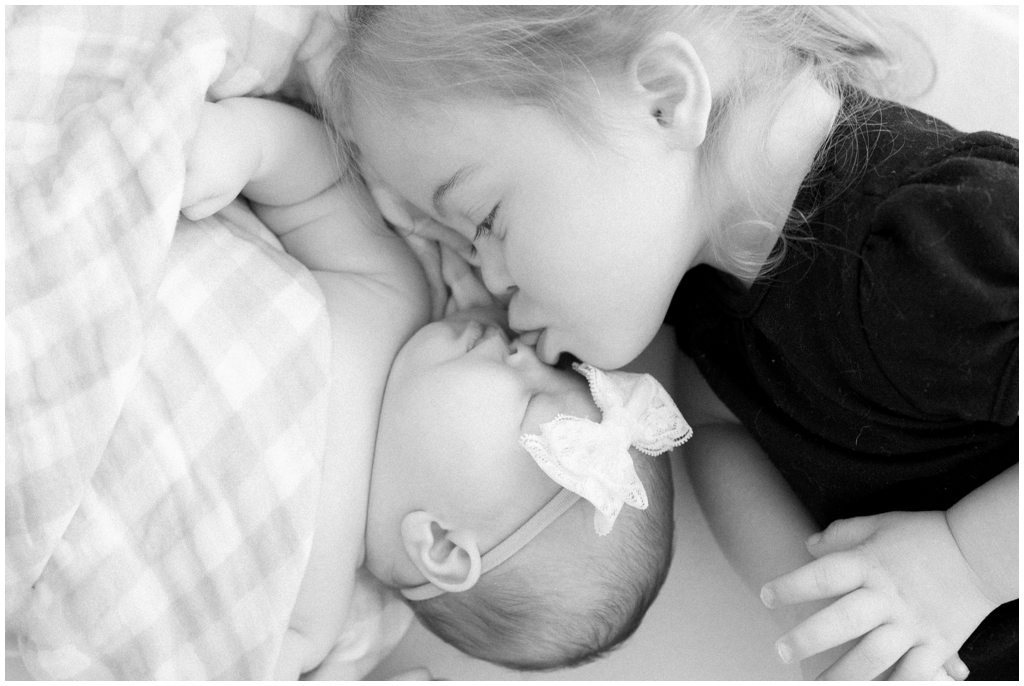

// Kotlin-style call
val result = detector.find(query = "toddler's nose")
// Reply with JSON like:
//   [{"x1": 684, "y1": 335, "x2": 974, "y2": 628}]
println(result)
[{"x1": 475, "y1": 241, "x2": 516, "y2": 296}]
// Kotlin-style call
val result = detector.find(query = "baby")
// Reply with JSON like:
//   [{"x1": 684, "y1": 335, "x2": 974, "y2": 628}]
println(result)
[{"x1": 182, "y1": 97, "x2": 685, "y2": 676}]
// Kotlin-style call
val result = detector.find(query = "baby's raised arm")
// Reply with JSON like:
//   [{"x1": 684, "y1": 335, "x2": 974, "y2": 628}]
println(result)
[{"x1": 184, "y1": 97, "x2": 417, "y2": 280}]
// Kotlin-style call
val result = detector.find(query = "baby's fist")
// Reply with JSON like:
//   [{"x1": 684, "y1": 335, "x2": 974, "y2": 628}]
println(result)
[{"x1": 182, "y1": 100, "x2": 260, "y2": 220}]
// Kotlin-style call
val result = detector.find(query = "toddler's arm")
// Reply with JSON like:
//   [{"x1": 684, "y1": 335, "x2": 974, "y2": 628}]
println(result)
[
  {"x1": 183, "y1": 98, "x2": 430, "y2": 678},
  {"x1": 674, "y1": 353, "x2": 846, "y2": 679},
  {"x1": 674, "y1": 353, "x2": 974, "y2": 681}
]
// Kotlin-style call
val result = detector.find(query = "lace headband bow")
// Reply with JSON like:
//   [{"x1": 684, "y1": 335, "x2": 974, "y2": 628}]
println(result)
[
  {"x1": 521, "y1": 363, "x2": 692, "y2": 535},
  {"x1": 401, "y1": 363, "x2": 691, "y2": 601}
]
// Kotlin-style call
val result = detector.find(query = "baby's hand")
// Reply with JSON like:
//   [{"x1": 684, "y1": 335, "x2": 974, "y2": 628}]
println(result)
[
  {"x1": 368, "y1": 185, "x2": 479, "y2": 320},
  {"x1": 761, "y1": 510, "x2": 996, "y2": 680},
  {"x1": 182, "y1": 100, "x2": 261, "y2": 221},
  {"x1": 440, "y1": 242, "x2": 497, "y2": 317}
]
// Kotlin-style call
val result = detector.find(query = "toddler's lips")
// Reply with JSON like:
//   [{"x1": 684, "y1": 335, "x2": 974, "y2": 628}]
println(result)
[
  {"x1": 516, "y1": 329, "x2": 542, "y2": 348},
  {"x1": 513, "y1": 328, "x2": 559, "y2": 364},
  {"x1": 535, "y1": 330, "x2": 559, "y2": 365}
]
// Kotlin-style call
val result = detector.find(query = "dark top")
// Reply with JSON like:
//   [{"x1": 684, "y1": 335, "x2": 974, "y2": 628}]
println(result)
[
  {"x1": 668, "y1": 97, "x2": 1018, "y2": 678},
  {"x1": 671, "y1": 98, "x2": 1018, "y2": 525}
]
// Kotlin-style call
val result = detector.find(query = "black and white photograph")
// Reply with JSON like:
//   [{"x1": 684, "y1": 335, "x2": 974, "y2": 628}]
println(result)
[{"x1": 6, "y1": 5, "x2": 1018, "y2": 681}]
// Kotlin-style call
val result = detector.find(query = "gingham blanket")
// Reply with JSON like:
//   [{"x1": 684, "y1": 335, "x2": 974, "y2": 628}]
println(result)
[{"x1": 6, "y1": 6, "x2": 408, "y2": 679}]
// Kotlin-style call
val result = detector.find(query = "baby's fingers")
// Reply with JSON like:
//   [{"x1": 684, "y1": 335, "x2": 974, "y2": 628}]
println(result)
[
  {"x1": 404, "y1": 233, "x2": 446, "y2": 321},
  {"x1": 775, "y1": 588, "x2": 887, "y2": 665},
  {"x1": 440, "y1": 243, "x2": 493, "y2": 312},
  {"x1": 762, "y1": 551, "x2": 865, "y2": 608},
  {"x1": 409, "y1": 215, "x2": 475, "y2": 262},
  {"x1": 816, "y1": 624, "x2": 910, "y2": 680}
]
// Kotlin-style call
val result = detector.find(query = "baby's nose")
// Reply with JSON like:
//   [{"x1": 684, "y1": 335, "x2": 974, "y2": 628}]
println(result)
[{"x1": 508, "y1": 334, "x2": 541, "y2": 363}]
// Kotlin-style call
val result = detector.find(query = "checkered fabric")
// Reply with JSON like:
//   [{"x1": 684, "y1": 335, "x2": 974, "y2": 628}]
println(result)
[{"x1": 5, "y1": 7, "x2": 361, "y2": 678}]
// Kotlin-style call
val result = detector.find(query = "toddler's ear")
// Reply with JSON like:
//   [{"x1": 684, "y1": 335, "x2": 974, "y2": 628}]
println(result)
[
  {"x1": 630, "y1": 32, "x2": 712, "y2": 149},
  {"x1": 400, "y1": 511, "x2": 482, "y2": 593}
]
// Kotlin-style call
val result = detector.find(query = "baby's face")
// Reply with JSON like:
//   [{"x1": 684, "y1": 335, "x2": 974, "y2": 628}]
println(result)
[
  {"x1": 365, "y1": 308, "x2": 598, "y2": 581},
  {"x1": 348, "y1": 92, "x2": 711, "y2": 369}
]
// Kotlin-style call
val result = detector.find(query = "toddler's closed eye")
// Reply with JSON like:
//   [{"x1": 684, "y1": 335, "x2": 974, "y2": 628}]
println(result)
[{"x1": 473, "y1": 204, "x2": 500, "y2": 242}]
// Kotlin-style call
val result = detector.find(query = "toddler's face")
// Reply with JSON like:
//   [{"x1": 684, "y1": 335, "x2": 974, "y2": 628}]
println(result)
[
  {"x1": 349, "y1": 94, "x2": 712, "y2": 370},
  {"x1": 367, "y1": 308, "x2": 597, "y2": 578}
]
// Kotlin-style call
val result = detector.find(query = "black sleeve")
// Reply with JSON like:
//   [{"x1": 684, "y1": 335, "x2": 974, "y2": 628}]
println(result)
[{"x1": 860, "y1": 134, "x2": 1018, "y2": 425}]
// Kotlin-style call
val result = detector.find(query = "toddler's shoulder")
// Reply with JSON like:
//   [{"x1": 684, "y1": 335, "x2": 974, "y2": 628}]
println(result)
[
  {"x1": 853, "y1": 100, "x2": 1018, "y2": 269},
  {"x1": 856, "y1": 100, "x2": 1018, "y2": 196},
  {"x1": 894, "y1": 128, "x2": 1018, "y2": 198},
  {"x1": 855, "y1": 113, "x2": 1018, "y2": 423},
  {"x1": 866, "y1": 124, "x2": 1018, "y2": 263}
]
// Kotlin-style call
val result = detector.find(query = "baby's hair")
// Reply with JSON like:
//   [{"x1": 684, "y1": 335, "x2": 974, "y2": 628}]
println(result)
[
  {"x1": 406, "y1": 452, "x2": 675, "y2": 671},
  {"x1": 325, "y1": 5, "x2": 933, "y2": 280}
]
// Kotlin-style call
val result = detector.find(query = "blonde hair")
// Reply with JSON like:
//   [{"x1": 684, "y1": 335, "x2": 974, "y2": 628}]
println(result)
[{"x1": 327, "y1": 6, "x2": 932, "y2": 279}]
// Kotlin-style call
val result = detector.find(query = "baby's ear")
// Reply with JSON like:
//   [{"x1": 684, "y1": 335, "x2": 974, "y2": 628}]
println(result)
[
  {"x1": 630, "y1": 32, "x2": 712, "y2": 149},
  {"x1": 400, "y1": 511, "x2": 482, "y2": 593}
]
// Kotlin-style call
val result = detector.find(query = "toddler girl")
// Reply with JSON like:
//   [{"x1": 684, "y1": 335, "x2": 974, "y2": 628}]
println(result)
[
  {"x1": 329, "y1": 6, "x2": 1017, "y2": 680},
  {"x1": 183, "y1": 96, "x2": 683, "y2": 676}
]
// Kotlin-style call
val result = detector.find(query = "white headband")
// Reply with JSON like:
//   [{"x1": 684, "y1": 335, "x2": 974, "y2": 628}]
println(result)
[
  {"x1": 400, "y1": 363, "x2": 691, "y2": 602},
  {"x1": 401, "y1": 489, "x2": 581, "y2": 601}
]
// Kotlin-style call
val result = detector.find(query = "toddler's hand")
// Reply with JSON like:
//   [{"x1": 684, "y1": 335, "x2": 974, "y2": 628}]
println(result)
[
  {"x1": 761, "y1": 511, "x2": 995, "y2": 680},
  {"x1": 181, "y1": 101, "x2": 260, "y2": 221}
]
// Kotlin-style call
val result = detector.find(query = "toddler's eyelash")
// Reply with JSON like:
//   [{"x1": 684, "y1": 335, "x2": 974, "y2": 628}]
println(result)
[{"x1": 474, "y1": 204, "x2": 499, "y2": 242}]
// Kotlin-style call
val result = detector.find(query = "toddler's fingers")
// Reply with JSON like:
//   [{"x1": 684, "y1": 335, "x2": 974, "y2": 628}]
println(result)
[
  {"x1": 806, "y1": 515, "x2": 880, "y2": 557},
  {"x1": 889, "y1": 644, "x2": 949, "y2": 681},
  {"x1": 775, "y1": 588, "x2": 888, "y2": 664},
  {"x1": 762, "y1": 551, "x2": 866, "y2": 607},
  {"x1": 942, "y1": 655, "x2": 969, "y2": 681},
  {"x1": 815, "y1": 624, "x2": 910, "y2": 680}
]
